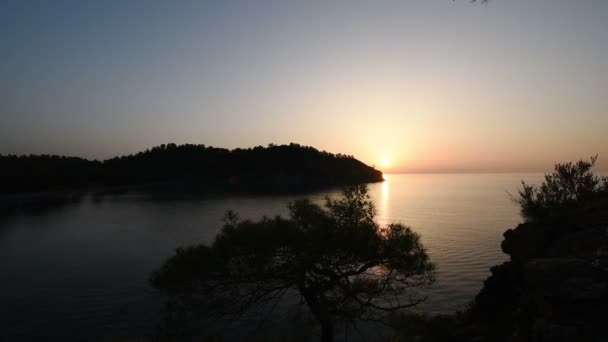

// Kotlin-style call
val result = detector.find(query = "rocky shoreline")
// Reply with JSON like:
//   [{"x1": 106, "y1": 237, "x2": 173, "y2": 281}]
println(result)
[{"x1": 470, "y1": 196, "x2": 608, "y2": 341}]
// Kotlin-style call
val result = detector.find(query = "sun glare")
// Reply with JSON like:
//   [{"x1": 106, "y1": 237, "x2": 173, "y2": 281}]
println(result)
[{"x1": 380, "y1": 158, "x2": 391, "y2": 168}]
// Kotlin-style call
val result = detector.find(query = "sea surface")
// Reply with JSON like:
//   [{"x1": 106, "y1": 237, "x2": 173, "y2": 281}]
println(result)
[{"x1": 0, "y1": 173, "x2": 543, "y2": 340}]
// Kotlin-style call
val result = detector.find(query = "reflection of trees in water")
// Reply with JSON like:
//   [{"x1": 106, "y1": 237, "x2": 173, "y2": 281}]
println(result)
[{"x1": 0, "y1": 191, "x2": 84, "y2": 219}]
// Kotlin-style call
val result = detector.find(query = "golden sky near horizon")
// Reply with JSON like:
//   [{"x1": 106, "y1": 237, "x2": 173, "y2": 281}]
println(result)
[{"x1": 1, "y1": 1, "x2": 607, "y2": 172}]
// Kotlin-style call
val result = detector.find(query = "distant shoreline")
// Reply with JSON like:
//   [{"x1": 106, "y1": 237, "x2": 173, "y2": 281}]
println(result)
[{"x1": 0, "y1": 143, "x2": 383, "y2": 211}]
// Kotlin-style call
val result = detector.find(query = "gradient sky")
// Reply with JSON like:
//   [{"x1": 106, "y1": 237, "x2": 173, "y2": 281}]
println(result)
[{"x1": 1, "y1": 0, "x2": 607, "y2": 172}]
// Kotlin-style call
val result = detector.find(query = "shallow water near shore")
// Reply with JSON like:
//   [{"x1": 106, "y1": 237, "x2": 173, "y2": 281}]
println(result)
[{"x1": 0, "y1": 173, "x2": 543, "y2": 340}]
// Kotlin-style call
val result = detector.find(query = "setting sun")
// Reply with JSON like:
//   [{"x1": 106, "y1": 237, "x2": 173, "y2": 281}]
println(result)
[{"x1": 2, "y1": 1, "x2": 608, "y2": 340}]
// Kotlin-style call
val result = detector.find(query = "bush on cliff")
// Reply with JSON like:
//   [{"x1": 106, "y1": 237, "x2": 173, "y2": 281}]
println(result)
[
  {"x1": 470, "y1": 156, "x2": 608, "y2": 341},
  {"x1": 512, "y1": 155, "x2": 608, "y2": 221}
]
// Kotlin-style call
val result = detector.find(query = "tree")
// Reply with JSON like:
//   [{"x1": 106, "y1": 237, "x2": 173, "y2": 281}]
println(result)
[
  {"x1": 512, "y1": 155, "x2": 608, "y2": 221},
  {"x1": 151, "y1": 185, "x2": 435, "y2": 341}
]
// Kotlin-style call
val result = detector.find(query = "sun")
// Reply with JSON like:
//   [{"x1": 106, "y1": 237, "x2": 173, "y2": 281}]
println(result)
[{"x1": 380, "y1": 158, "x2": 391, "y2": 168}]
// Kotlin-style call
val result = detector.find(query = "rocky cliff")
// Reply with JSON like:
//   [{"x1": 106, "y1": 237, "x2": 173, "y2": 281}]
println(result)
[{"x1": 471, "y1": 196, "x2": 608, "y2": 341}]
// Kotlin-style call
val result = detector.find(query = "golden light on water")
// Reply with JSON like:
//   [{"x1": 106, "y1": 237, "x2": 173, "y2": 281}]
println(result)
[{"x1": 378, "y1": 173, "x2": 391, "y2": 226}]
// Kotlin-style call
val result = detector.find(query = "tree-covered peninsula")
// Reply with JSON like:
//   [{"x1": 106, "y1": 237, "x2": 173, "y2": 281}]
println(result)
[{"x1": 0, "y1": 143, "x2": 384, "y2": 194}]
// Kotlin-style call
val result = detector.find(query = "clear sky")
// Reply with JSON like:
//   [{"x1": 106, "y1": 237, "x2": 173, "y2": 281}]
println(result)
[{"x1": 1, "y1": 0, "x2": 607, "y2": 172}]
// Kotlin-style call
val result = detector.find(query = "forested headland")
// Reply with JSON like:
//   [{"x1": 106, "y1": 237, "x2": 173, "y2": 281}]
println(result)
[{"x1": 0, "y1": 143, "x2": 384, "y2": 195}]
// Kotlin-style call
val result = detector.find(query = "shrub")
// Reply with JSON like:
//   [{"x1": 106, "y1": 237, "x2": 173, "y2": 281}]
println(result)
[{"x1": 512, "y1": 155, "x2": 607, "y2": 221}]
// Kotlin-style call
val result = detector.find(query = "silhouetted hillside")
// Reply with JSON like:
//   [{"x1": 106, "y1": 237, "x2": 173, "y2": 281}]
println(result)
[
  {"x1": 0, "y1": 155, "x2": 100, "y2": 193},
  {"x1": 0, "y1": 143, "x2": 383, "y2": 194}
]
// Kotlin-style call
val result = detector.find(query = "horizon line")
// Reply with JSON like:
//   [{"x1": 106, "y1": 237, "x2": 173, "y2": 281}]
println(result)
[{"x1": 382, "y1": 169, "x2": 608, "y2": 175}]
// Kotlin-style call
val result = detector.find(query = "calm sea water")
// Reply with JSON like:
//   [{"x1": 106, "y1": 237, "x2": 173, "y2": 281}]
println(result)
[{"x1": 0, "y1": 173, "x2": 542, "y2": 340}]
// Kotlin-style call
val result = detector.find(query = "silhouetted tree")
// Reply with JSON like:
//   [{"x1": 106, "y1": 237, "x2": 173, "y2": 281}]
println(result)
[
  {"x1": 512, "y1": 155, "x2": 608, "y2": 221},
  {"x1": 151, "y1": 185, "x2": 435, "y2": 341}
]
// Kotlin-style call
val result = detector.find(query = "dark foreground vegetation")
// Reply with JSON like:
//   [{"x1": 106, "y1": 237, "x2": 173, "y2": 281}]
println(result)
[
  {"x1": 391, "y1": 156, "x2": 608, "y2": 342},
  {"x1": 466, "y1": 157, "x2": 608, "y2": 342},
  {"x1": 0, "y1": 143, "x2": 383, "y2": 195},
  {"x1": 151, "y1": 156, "x2": 608, "y2": 341},
  {"x1": 152, "y1": 185, "x2": 435, "y2": 341}
]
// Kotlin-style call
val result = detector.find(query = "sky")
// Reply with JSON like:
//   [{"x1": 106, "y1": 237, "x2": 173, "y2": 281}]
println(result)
[{"x1": 1, "y1": 0, "x2": 607, "y2": 173}]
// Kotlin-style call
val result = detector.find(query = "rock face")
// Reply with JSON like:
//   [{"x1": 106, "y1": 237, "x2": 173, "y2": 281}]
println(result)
[{"x1": 471, "y1": 198, "x2": 608, "y2": 342}]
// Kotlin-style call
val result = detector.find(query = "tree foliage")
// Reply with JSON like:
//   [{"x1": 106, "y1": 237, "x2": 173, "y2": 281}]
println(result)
[
  {"x1": 0, "y1": 143, "x2": 383, "y2": 194},
  {"x1": 151, "y1": 185, "x2": 435, "y2": 341},
  {"x1": 513, "y1": 155, "x2": 608, "y2": 221}
]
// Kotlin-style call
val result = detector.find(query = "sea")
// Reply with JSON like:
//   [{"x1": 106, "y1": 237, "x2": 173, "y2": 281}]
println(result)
[{"x1": 0, "y1": 173, "x2": 544, "y2": 340}]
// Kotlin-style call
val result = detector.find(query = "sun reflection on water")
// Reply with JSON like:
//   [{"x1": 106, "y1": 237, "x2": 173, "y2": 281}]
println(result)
[{"x1": 378, "y1": 174, "x2": 391, "y2": 226}]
